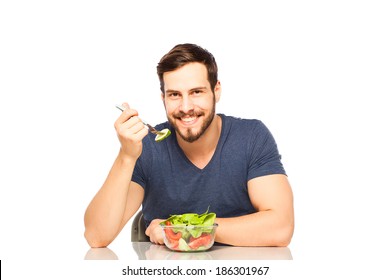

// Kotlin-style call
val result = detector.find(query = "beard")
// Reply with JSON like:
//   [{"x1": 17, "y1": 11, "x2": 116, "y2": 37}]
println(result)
[{"x1": 168, "y1": 98, "x2": 216, "y2": 143}]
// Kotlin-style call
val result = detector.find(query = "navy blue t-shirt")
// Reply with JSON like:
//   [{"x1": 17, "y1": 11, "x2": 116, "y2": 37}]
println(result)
[{"x1": 132, "y1": 114, "x2": 286, "y2": 227}]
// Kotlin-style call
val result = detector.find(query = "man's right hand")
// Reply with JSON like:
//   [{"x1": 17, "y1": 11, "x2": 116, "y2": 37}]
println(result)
[
  {"x1": 114, "y1": 103, "x2": 149, "y2": 160},
  {"x1": 84, "y1": 103, "x2": 147, "y2": 247}
]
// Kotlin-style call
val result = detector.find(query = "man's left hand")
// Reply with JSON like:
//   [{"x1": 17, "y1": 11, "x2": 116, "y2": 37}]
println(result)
[{"x1": 145, "y1": 219, "x2": 165, "y2": 245}]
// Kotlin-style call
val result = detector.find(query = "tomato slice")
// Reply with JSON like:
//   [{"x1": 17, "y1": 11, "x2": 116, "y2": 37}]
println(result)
[
  {"x1": 164, "y1": 221, "x2": 182, "y2": 241},
  {"x1": 169, "y1": 239, "x2": 179, "y2": 250},
  {"x1": 188, "y1": 233, "x2": 212, "y2": 249}
]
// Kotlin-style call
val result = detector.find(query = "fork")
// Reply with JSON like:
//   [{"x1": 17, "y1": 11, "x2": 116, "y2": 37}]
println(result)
[{"x1": 115, "y1": 105, "x2": 164, "y2": 135}]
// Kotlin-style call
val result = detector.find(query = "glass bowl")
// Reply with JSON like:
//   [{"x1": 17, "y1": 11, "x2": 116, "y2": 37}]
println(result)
[{"x1": 160, "y1": 224, "x2": 218, "y2": 252}]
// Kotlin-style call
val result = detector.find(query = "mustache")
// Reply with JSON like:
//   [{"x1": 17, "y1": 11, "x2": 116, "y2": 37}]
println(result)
[{"x1": 173, "y1": 110, "x2": 204, "y2": 118}]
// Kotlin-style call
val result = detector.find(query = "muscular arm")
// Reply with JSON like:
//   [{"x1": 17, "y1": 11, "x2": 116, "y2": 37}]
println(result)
[
  {"x1": 214, "y1": 174, "x2": 294, "y2": 246},
  {"x1": 146, "y1": 174, "x2": 294, "y2": 247},
  {"x1": 84, "y1": 155, "x2": 144, "y2": 247},
  {"x1": 84, "y1": 104, "x2": 148, "y2": 248}
]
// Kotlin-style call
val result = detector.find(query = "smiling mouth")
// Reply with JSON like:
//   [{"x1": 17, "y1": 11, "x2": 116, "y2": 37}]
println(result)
[
  {"x1": 180, "y1": 115, "x2": 198, "y2": 125},
  {"x1": 174, "y1": 111, "x2": 204, "y2": 126}
]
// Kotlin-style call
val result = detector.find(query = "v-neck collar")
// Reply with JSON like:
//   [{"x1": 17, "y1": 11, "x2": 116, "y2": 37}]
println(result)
[{"x1": 173, "y1": 114, "x2": 226, "y2": 172}]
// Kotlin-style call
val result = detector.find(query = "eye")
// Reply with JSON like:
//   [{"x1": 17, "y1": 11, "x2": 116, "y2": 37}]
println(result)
[
  {"x1": 192, "y1": 90, "x2": 203, "y2": 95},
  {"x1": 168, "y1": 92, "x2": 180, "y2": 99}
]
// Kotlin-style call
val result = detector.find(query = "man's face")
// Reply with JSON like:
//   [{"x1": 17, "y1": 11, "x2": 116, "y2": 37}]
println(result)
[{"x1": 162, "y1": 62, "x2": 221, "y2": 143}]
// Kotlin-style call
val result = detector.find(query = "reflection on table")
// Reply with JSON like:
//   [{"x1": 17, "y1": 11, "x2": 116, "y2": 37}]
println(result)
[
  {"x1": 84, "y1": 247, "x2": 118, "y2": 260},
  {"x1": 84, "y1": 242, "x2": 292, "y2": 260}
]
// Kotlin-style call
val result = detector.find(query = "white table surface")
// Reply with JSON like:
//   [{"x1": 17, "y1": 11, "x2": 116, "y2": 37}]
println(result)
[{"x1": 84, "y1": 242, "x2": 293, "y2": 260}]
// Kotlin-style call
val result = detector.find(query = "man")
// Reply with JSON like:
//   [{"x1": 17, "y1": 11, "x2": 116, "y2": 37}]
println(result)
[{"x1": 84, "y1": 43, "x2": 294, "y2": 247}]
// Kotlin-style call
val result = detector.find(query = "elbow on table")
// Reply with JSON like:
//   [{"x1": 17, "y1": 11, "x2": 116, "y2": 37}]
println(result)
[
  {"x1": 273, "y1": 232, "x2": 293, "y2": 247},
  {"x1": 273, "y1": 221, "x2": 294, "y2": 247},
  {"x1": 84, "y1": 229, "x2": 113, "y2": 248}
]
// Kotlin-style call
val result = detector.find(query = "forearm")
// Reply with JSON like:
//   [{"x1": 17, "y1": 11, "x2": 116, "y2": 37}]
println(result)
[
  {"x1": 215, "y1": 210, "x2": 294, "y2": 247},
  {"x1": 84, "y1": 153, "x2": 136, "y2": 247}
]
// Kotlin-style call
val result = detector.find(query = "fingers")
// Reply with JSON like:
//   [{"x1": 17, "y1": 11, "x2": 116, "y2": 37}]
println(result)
[
  {"x1": 145, "y1": 219, "x2": 165, "y2": 245},
  {"x1": 115, "y1": 106, "x2": 138, "y2": 127},
  {"x1": 122, "y1": 102, "x2": 130, "y2": 109},
  {"x1": 115, "y1": 104, "x2": 147, "y2": 137},
  {"x1": 118, "y1": 116, "x2": 144, "y2": 134},
  {"x1": 114, "y1": 103, "x2": 148, "y2": 159}
]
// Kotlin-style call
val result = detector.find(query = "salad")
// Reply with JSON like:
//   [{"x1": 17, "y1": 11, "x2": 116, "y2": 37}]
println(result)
[{"x1": 160, "y1": 209, "x2": 217, "y2": 252}]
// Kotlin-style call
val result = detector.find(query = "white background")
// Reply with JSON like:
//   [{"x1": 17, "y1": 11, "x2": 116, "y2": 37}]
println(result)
[{"x1": 1, "y1": 0, "x2": 389, "y2": 279}]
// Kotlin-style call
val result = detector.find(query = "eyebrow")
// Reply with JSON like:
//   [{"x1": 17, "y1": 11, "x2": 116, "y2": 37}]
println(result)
[
  {"x1": 190, "y1": 87, "x2": 208, "y2": 92},
  {"x1": 165, "y1": 89, "x2": 179, "y2": 94},
  {"x1": 165, "y1": 87, "x2": 208, "y2": 93}
]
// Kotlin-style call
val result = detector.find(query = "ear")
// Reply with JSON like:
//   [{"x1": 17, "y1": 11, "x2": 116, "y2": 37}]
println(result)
[{"x1": 214, "y1": 81, "x2": 221, "y2": 102}]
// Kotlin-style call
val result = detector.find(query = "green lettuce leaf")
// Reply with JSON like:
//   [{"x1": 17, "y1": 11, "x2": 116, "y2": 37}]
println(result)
[{"x1": 160, "y1": 208, "x2": 216, "y2": 238}]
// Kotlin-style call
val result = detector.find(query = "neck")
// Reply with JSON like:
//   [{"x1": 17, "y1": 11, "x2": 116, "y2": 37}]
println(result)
[{"x1": 177, "y1": 114, "x2": 222, "y2": 164}]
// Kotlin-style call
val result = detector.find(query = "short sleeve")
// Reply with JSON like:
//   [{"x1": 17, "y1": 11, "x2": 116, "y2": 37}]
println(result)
[
  {"x1": 131, "y1": 158, "x2": 146, "y2": 189},
  {"x1": 247, "y1": 121, "x2": 286, "y2": 181},
  {"x1": 131, "y1": 135, "x2": 155, "y2": 189}
]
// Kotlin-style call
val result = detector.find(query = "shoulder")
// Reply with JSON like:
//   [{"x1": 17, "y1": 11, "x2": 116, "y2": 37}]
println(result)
[
  {"x1": 221, "y1": 114, "x2": 270, "y2": 136},
  {"x1": 220, "y1": 114, "x2": 276, "y2": 152}
]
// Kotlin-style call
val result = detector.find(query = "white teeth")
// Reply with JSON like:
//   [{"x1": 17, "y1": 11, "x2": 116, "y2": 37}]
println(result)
[{"x1": 181, "y1": 116, "x2": 196, "y2": 123}]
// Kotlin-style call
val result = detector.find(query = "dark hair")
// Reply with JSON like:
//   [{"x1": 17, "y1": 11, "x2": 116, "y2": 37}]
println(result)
[{"x1": 157, "y1": 43, "x2": 218, "y2": 93}]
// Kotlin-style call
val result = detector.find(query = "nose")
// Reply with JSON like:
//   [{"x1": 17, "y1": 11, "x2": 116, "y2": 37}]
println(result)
[{"x1": 179, "y1": 95, "x2": 194, "y2": 113}]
